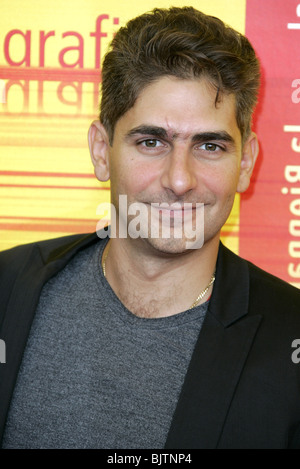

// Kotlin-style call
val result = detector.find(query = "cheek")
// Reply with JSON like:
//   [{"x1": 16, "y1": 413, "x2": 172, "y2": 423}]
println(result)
[
  {"x1": 201, "y1": 165, "x2": 240, "y2": 200},
  {"x1": 129, "y1": 161, "x2": 162, "y2": 194},
  {"x1": 112, "y1": 160, "x2": 160, "y2": 196}
]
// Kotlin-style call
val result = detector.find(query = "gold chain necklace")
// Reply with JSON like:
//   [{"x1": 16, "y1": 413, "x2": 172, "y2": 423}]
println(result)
[
  {"x1": 101, "y1": 246, "x2": 215, "y2": 309},
  {"x1": 102, "y1": 245, "x2": 109, "y2": 278},
  {"x1": 189, "y1": 273, "x2": 215, "y2": 308}
]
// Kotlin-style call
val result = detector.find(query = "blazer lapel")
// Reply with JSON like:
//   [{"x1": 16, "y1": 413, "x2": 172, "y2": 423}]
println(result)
[{"x1": 165, "y1": 243, "x2": 262, "y2": 449}]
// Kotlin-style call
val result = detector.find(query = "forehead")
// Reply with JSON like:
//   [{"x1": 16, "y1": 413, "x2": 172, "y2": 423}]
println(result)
[{"x1": 114, "y1": 76, "x2": 240, "y2": 142}]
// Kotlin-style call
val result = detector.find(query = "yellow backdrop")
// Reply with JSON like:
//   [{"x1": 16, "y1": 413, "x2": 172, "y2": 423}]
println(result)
[{"x1": 0, "y1": 0, "x2": 246, "y2": 252}]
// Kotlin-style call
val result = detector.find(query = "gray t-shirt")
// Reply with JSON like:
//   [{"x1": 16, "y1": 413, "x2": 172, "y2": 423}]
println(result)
[{"x1": 2, "y1": 239, "x2": 209, "y2": 449}]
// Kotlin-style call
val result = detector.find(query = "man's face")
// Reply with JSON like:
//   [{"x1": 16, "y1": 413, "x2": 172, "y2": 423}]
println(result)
[{"x1": 102, "y1": 76, "x2": 256, "y2": 254}]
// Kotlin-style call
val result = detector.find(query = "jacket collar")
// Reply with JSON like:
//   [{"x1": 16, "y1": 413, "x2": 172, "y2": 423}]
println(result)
[
  {"x1": 164, "y1": 242, "x2": 262, "y2": 449},
  {"x1": 209, "y1": 241, "x2": 250, "y2": 327}
]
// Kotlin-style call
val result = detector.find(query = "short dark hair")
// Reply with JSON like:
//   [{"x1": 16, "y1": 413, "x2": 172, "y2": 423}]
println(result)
[{"x1": 100, "y1": 6, "x2": 260, "y2": 144}]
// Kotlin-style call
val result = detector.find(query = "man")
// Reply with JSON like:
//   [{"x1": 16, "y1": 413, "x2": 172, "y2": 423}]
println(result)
[{"x1": 0, "y1": 6, "x2": 300, "y2": 449}]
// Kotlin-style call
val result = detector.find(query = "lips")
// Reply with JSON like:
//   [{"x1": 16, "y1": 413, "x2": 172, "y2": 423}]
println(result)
[
  {"x1": 148, "y1": 203, "x2": 202, "y2": 224},
  {"x1": 156, "y1": 206, "x2": 195, "y2": 219}
]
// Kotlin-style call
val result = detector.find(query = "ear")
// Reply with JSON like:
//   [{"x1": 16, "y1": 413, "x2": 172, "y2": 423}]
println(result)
[
  {"x1": 88, "y1": 120, "x2": 110, "y2": 182},
  {"x1": 237, "y1": 132, "x2": 259, "y2": 193}
]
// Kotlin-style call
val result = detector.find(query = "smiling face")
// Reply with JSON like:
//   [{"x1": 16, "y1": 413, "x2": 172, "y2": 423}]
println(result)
[{"x1": 90, "y1": 76, "x2": 258, "y2": 255}]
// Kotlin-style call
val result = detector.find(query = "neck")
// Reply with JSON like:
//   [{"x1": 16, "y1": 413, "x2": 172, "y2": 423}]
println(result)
[{"x1": 102, "y1": 236, "x2": 219, "y2": 318}]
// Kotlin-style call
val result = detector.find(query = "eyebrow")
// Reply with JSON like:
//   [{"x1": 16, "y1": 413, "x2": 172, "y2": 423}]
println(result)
[
  {"x1": 125, "y1": 125, "x2": 168, "y2": 140},
  {"x1": 191, "y1": 131, "x2": 235, "y2": 144},
  {"x1": 125, "y1": 125, "x2": 235, "y2": 145}
]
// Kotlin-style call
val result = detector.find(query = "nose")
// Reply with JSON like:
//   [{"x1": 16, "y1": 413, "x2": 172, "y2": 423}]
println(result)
[{"x1": 160, "y1": 147, "x2": 197, "y2": 196}]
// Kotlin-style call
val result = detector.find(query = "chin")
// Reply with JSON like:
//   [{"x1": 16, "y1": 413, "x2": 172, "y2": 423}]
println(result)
[{"x1": 142, "y1": 236, "x2": 204, "y2": 256}]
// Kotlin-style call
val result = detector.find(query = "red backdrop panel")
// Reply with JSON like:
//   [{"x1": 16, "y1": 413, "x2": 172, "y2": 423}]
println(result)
[{"x1": 240, "y1": 0, "x2": 300, "y2": 286}]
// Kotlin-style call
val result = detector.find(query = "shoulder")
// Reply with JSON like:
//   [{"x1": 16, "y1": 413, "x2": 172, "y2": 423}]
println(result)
[
  {"x1": 219, "y1": 242, "x2": 300, "y2": 313},
  {"x1": 247, "y1": 257, "x2": 300, "y2": 304},
  {"x1": 0, "y1": 232, "x2": 100, "y2": 282},
  {"x1": 247, "y1": 262, "x2": 300, "y2": 331},
  {"x1": 0, "y1": 232, "x2": 103, "y2": 324}
]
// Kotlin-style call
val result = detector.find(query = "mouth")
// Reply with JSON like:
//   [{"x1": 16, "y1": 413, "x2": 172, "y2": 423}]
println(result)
[
  {"x1": 157, "y1": 207, "x2": 194, "y2": 219},
  {"x1": 149, "y1": 202, "x2": 202, "y2": 221},
  {"x1": 151, "y1": 203, "x2": 203, "y2": 226}
]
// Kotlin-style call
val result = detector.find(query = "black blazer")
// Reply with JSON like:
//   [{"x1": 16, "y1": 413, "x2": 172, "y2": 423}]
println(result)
[{"x1": 0, "y1": 233, "x2": 300, "y2": 448}]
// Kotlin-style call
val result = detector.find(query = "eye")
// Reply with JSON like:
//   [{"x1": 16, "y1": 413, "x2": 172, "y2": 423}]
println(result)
[
  {"x1": 140, "y1": 139, "x2": 164, "y2": 148},
  {"x1": 199, "y1": 143, "x2": 221, "y2": 152}
]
